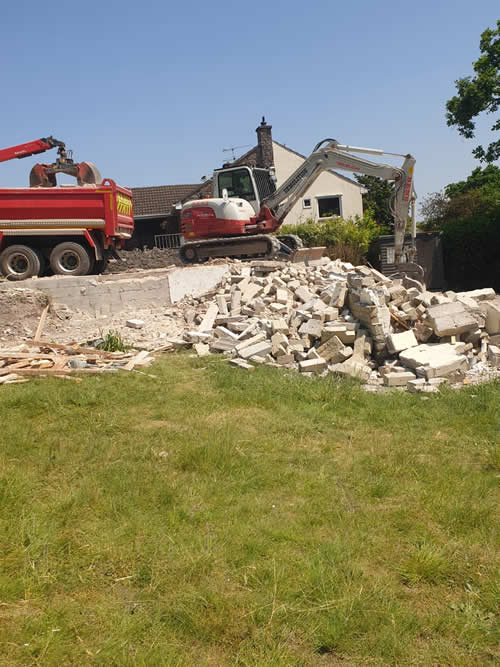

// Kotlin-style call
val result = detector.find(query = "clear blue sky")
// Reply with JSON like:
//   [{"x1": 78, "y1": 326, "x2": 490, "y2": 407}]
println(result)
[{"x1": 1, "y1": 0, "x2": 498, "y2": 211}]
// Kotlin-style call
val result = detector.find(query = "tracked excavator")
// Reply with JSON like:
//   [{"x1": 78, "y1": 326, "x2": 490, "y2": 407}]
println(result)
[
  {"x1": 179, "y1": 138, "x2": 422, "y2": 279},
  {"x1": 0, "y1": 136, "x2": 101, "y2": 186}
]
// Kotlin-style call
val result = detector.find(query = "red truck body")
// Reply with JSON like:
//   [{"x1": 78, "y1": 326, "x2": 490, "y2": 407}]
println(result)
[{"x1": 0, "y1": 179, "x2": 134, "y2": 279}]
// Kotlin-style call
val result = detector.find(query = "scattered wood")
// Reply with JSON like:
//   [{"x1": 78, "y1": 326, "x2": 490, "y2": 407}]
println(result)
[
  {"x1": 34, "y1": 304, "x2": 49, "y2": 342},
  {"x1": 0, "y1": 341, "x2": 154, "y2": 387}
]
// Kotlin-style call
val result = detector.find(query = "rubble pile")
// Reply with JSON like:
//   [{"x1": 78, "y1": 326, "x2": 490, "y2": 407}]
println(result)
[{"x1": 174, "y1": 258, "x2": 500, "y2": 392}]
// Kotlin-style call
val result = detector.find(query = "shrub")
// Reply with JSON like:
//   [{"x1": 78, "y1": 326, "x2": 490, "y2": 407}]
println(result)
[{"x1": 280, "y1": 213, "x2": 382, "y2": 262}]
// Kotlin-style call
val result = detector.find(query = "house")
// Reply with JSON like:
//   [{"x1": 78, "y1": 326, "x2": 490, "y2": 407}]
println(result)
[{"x1": 129, "y1": 118, "x2": 365, "y2": 247}]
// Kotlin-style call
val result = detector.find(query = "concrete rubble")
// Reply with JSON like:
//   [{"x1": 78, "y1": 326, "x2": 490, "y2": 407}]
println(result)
[
  {"x1": 1, "y1": 256, "x2": 499, "y2": 393},
  {"x1": 170, "y1": 257, "x2": 500, "y2": 393}
]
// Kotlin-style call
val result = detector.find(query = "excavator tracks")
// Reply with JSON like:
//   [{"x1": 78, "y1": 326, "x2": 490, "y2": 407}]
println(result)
[{"x1": 179, "y1": 234, "x2": 291, "y2": 264}]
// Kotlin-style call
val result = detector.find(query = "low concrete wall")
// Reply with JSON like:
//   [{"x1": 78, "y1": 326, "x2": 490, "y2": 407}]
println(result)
[{"x1": 1, "y1": 265, "x2": 229, "y2": 316}]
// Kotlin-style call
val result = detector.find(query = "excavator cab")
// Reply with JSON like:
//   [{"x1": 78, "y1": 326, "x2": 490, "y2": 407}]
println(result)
[{"x1": 214, "y1": 166, "x2": 276, "y2": 214}]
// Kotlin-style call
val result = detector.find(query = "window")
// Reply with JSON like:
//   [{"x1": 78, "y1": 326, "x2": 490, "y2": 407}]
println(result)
[
  {"x1": 303, "y1": 198, "x2": 311, "y2": 208},
  {"x1": 317, "y1": 195, "x2": 341, "y2": 218},
  {"x1": 217, "y1": 168, "x2": 256, "y2": 201}
]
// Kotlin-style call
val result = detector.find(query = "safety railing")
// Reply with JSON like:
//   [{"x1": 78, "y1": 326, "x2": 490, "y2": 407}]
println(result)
[{"x1": 154, "y1": 233, "x2": 183, "y2": 250}]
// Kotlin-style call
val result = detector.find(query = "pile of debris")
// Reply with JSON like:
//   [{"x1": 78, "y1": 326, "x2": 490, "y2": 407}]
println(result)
[
  {"x1": 173, "y1": 258, "x2": 500, "y2": 393},
  {"x1": 0, "y1": 340, "x2": 155, "y2": 385}
]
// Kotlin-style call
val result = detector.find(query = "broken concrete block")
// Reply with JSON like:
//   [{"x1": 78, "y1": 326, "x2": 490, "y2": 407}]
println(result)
[
  {"x1": 193, "y1": 343, "x2": 210, "y2": 357},
  {"x1": 295, "y1": 286, "x2": 314, "y2": 303},
  {"x1": 198, "y1": 303, "x2": 219, "y2": 332},
  {"x1": 407, "y1": 378, "x2": 427, "y2": 393},
  {"x1": 458, "y1": 288, "x2": 496, "y2": 302},
  {"x1": 235, "y1": 332, "x2": 266, "y2": 352},
  {"x1": 331, "y1": 358, "x2": 371, "y2": 382},
  {"x1": 276, "y1": 353, "x2": 295, "y2": 365},
  {"x1": 229, "y1": 358, "x2": 254, "y2": 370},
  {"x1": 216, "y1": 294, "x2": 229, "y2": 316},
  {"x1": 487, "y1": 344, "x2": 500, "y2": 368},
  {"x1": 230, "y1": 289, "x2": 241, "y2": 315},
  {"x1": 399, "y1": 343, "x2": 468, "y2": 379},
  {"x1": 386, "y1": 330, "x2": 418, "y2": 354},
  {"x1": 485, "y1": 299, "x2": 500, "y2": 335},
  {"x1": 317, "y1": 335, "x2": 353, "y2": 363},
  {"x1": 272, "y1": 319, "x2": 290, "y2": 334},
  {"x1": 299, "y1": 357, "x2": 327, "y2": 373},
  {"x1": 426, "y1": 302, "x2": 477, "y2": 337},
  {"x1": 239, "y1": 340, "x2": 273, "y2": 360},
  {"x1": 298, "y1": 319, "x2": 323, "y2": 339},
  {"x1": 125, "y1": 319, "x2": 144, "y2": 329},
  {"x1": 383, "y1": 371, "x2": 416, "y2": 386}
]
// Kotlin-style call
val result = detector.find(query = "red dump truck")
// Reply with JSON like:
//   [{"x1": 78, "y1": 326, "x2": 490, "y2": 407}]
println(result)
[{"x1": 0, "y1": 137, "x2": 134, "y2": 280}]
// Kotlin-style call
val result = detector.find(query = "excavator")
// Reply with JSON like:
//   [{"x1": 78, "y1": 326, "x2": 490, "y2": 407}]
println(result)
[
  {"x1": 0, "y1": 136, "x2": 101, "y2": 187},
  {"x1": 179, "y1": 138, "x2": 422, "y2": 278}
]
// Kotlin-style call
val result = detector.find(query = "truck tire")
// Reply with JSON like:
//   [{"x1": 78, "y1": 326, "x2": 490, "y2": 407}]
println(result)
[
  {"x1": 0, "y1": 244, "x2": 43, "y2": 280},
  {"x1": 92, "y1": 258, "x2": 108, "y2": 274},
  {"x1": 50, "y1": 242, "x2": 93, "y2": 276}
]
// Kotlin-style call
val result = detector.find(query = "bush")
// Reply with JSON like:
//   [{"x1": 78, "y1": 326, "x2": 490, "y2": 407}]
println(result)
[
  {"x1": 441, "y1": 208, "x2": 500, "y2": 292},
  {"x1": 280, "y1": 213, "x2": 382, "y2": 263}
]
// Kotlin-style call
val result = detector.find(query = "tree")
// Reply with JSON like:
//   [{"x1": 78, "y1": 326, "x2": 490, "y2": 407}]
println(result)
[
  {"x1": 445, "y1": 20, "x2": 500, "y2": 162},
  {"x1": 419, "y1": 165, "x2": 500, "y2": 230},
  {"x1": 355, "y1": 175, "x2": 393, "y2": 230},
  {"x1": 444, "y1": 164, "x2": 500, "y2": 198}
]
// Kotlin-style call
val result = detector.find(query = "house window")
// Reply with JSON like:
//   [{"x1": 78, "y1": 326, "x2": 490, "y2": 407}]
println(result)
[
  {"x1": 317, "y1": 195, "x2": 342, "y2": 218},
  {"x1": 303, "y1": 198, "x2": 312, "y2": 208}
]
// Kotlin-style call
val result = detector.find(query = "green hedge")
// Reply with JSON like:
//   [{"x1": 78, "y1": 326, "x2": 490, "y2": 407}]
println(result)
[
  {"x1": 280, "y1": 214, "x2": 382, "y2": 264},
  {"x1": 441, "y1": 208, "x2": 500, "y2": 292}
]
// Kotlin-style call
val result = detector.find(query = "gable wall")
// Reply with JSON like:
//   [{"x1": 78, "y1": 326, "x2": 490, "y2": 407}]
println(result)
[{"x1": 272, "y1": 142, "x2": 363, "y2": 225}]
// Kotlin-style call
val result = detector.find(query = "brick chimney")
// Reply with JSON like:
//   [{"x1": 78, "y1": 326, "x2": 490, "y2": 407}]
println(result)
[{"x1": 256, "y1": 116, "x2": 274, "y2": 168}]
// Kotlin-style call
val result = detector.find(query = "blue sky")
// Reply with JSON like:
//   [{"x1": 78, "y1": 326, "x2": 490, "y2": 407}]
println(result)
[{"x1": 1, "y1": 0, "x2": 498, "y2": 211}]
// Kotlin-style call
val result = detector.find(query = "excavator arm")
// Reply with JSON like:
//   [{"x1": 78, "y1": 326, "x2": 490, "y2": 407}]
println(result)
[{"x1": 260, "y1": 139, "x2": 416, "y2": 267}]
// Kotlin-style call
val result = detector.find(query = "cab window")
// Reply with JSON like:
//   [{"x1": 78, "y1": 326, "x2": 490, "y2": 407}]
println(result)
[{"x1": 218, "y1": 169, "x2": 256, "y2": 201}]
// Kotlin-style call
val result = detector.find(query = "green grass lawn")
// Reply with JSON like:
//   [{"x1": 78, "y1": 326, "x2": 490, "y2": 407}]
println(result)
[{"x1": 0, "y1": 355, "x2": 499, "y2": 666}]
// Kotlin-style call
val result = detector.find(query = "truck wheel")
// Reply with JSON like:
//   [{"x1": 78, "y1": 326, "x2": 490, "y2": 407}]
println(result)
[
  {"x1": 50, "y1": 242, "x2": 93, "y2": 276},
  {"x1": 0, "y1": 244, "x2": 43, "y2": 280},
  {"x1": 92, "y1": 258, "x2": 108, "y2": 274}
]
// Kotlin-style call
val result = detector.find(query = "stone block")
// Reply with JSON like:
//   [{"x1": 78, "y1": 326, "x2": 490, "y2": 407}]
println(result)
[
  {"x1": 487, "y1": 344, "x2": 500, "y2": 368},
  {"x1": 399, "y1": 343, "x2": 468, "y2": 379},
  {"x1": 298, "y1": 319, "x2": 322, "y2": 339},
  {"x1": 331, "y1": 358, "x2": 371, "y2": 382},
  {"x1": 427, "y1": 302, "x2": 477, "y2": 337},
  {"x1": 193, "y1": 343, "x2": 210, "y2": 357},
  {"x1": 383, "y1": 371, "x2": 416, "y2": 386},
  {"x1": 299, "y1": 357, "x2": 327, "y2": 373},
  {"x1": 386, "y1": 330, "x2": 418, "y2": 354},
  {"x1": 198, "y1": 303, "x2": 219, "y2": 332},
  {"x1": 126, "y1": 319, "x2": 145, "y2": 329},
  {"x1": 485, "y1": 300, "x2": 500, "y2": 335},
  {"x1": 239, "y1": 340, "x2": 273, "y2": 360}
]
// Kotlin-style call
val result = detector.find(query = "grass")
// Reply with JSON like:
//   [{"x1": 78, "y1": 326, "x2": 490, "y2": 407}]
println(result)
[{"x1": 0, "y1": 353, "x2": 499, "y2": 665}]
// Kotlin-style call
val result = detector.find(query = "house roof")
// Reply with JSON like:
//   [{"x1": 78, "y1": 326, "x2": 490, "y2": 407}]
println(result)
[
  {"x1": 272, "y1": 140, "x2": 363, "y2": 188},
  {"x1": 131, "y1": 184, "x2": 200, "y2": 217}
]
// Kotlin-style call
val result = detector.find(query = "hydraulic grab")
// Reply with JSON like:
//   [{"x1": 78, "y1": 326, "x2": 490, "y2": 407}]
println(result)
[
  {"x1": 0, "y1": 136, "x2": 101, "y2": 186},
  {"x1": 180, "y1": 138, "x2": 421, "y2": 278}
]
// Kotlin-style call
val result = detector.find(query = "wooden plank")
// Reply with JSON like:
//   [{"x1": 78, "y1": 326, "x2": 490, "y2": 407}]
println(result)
[
  {"x1": 0, "y1": 352, "x2": 99, "y2": 362},
  {"x1": 123, "y1": 350, "x2": 150, "y2": 372},
  {"x1": 34, "y1": 304, "x2": 49, "y2": 342},
  {"x1": 22, "y1": 340, "x2": 127, "y2": 358},
  {"x1": 0, "y1": 367, "x2": 107, "y2": 377}
]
